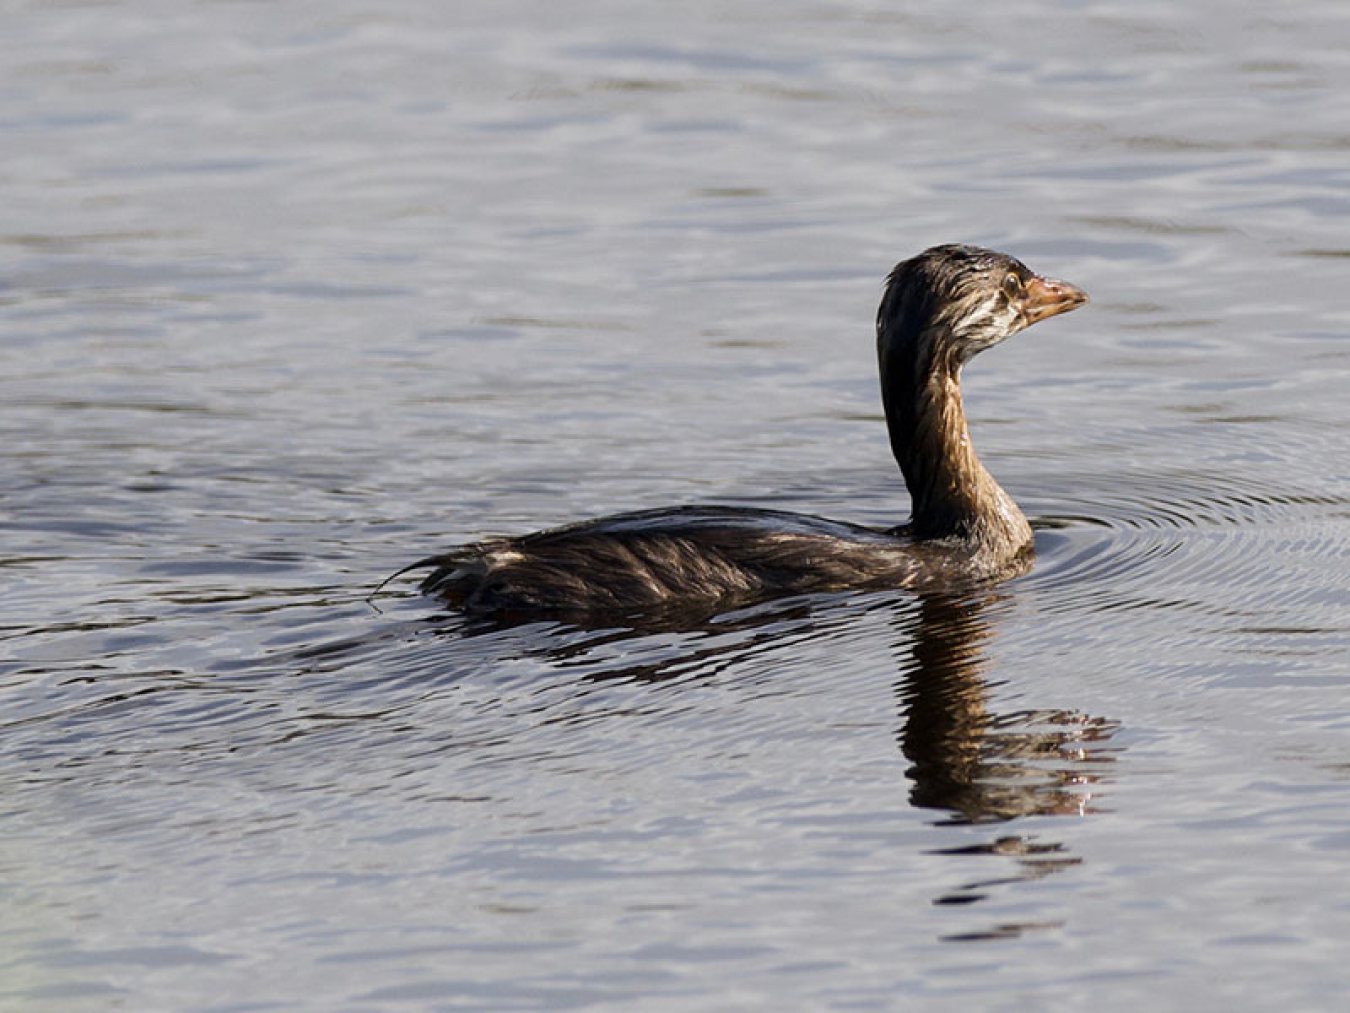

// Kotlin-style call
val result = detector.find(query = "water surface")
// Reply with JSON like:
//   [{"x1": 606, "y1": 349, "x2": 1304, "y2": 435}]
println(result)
[{"x1": 4, "y1": 1, "x2": 1350, "y2": 1008}]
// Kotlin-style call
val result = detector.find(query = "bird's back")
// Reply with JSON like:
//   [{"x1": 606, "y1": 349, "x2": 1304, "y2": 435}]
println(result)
[{"x1": 416, "y1": 505, "x2": 928, "y2": 613}]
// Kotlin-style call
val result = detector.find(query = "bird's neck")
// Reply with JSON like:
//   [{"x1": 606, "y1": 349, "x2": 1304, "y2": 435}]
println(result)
[{"x1": 881, "y1": 345, "x2": 1032, "y2": 555}]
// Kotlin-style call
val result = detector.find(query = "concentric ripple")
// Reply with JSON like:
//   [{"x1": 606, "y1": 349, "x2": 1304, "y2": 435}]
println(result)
[{"x1": 1018, "y1": 465, "x2": 1350, "y2": 639}]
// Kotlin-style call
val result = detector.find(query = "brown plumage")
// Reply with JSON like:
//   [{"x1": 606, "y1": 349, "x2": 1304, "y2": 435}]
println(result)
[{"x1": 400, "y1": 244, "x2": 1087, "y2": 614}]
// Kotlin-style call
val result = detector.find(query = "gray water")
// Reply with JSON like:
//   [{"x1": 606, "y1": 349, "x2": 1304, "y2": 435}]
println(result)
[{"x1": 4, "y1": 1, "x2": 1350, "y2": 1008}]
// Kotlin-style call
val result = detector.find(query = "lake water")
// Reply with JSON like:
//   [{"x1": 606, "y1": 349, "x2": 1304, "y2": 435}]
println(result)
[{"x1": 4, "y1": 1, "x2": 1350, "y2": 1008}]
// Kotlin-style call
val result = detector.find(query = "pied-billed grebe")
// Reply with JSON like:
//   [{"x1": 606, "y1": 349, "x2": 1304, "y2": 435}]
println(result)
[{"x1": 400, "y1": 245, "x2": 1087, "y2": 612}]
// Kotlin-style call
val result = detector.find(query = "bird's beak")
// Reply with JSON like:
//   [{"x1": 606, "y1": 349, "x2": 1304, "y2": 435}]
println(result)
[{"x1": 1022, "y1": 275, "x2": 1089, "y2": 325}]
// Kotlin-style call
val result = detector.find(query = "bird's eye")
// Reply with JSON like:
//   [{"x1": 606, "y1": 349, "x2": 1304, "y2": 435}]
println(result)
[{"x1": 1002, "y1": 272, "x2": 1022, "y2": 299}]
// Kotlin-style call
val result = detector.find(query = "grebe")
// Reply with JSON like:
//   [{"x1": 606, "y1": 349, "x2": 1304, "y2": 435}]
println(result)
[{"x1": 401, "y1": 245, "x2": 1087, "y2": 613}]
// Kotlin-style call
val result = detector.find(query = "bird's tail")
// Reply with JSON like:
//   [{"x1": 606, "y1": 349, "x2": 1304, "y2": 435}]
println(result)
[{"x1": 368, "y1": 550, "x2": 484, "y2": 605}]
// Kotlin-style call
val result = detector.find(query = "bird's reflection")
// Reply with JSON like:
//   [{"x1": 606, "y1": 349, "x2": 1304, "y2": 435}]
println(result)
[
  {"x1": 899, "y1": 593, "x2": 1117, "y2": 822},
  {"x1": 897, "y1": 592, "x2": 1119, "y2": 935},
  {"x1": 372, "y1": 585, "x2": 1119, "y2": 940}
]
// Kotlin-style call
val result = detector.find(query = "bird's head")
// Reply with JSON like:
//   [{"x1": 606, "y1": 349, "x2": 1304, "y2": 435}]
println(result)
[{"x1": 878, "y1": 244, "x2": 1088, "y2": 370}]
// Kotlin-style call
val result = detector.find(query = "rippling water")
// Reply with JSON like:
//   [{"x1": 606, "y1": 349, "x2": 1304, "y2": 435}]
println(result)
[{"x1": 4, "y1": 1, "x2": 1350, "y2": 1008}]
